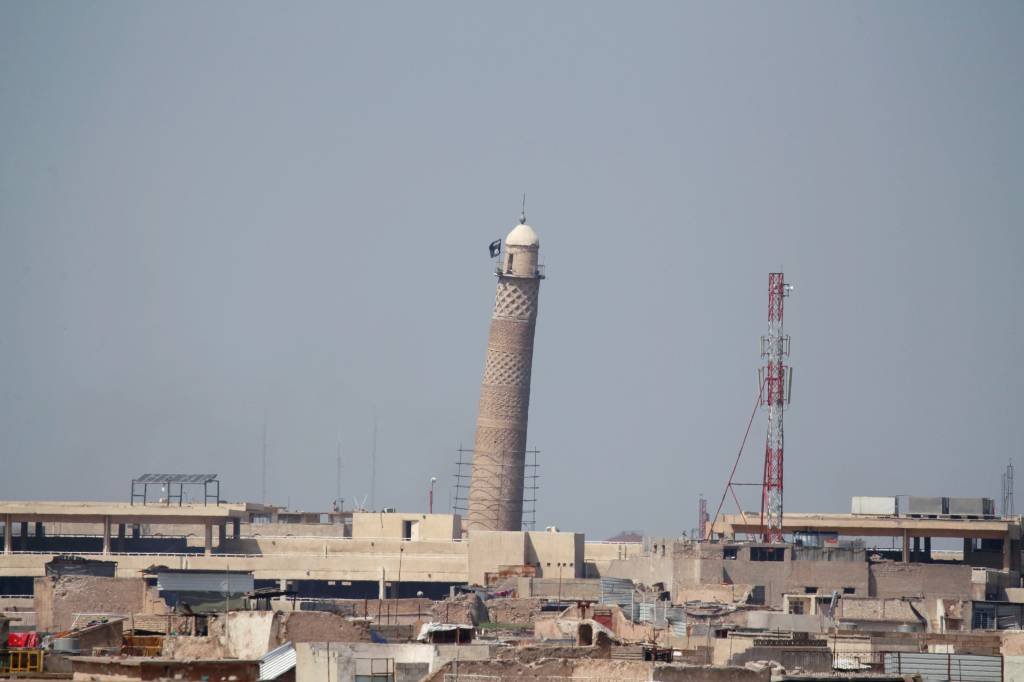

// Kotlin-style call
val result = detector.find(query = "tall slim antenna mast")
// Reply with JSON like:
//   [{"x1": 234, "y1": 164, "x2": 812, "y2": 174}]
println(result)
[
  {"x1": 371, "y1": 413, "x2": 377, "y2": 511},
  {"x1": 336, "y1": 438, "x2": 342, "y2": 508},
  {"x1": 759, "y1": 273, "x2": 793, "y2": 543},
  {"x1": 1003, "y1": 461, "x2": 1015, "y2": 518},
  {"x1": 697, "y1": 494, "x2": 708, "y2": 543},
  {"x1": 261, "y1": 415, "x2": 268, "y2": 505}
]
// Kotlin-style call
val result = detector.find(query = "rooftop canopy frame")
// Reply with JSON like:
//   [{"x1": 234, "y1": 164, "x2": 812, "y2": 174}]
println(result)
[{"x1": 130, "y1": 474, "x2": 220, "y2": 506}]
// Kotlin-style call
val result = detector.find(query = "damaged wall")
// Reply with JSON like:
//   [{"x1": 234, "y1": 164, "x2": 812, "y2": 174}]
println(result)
[{"x1": 34, "y1": 576, "x2": 166, "y2": 632}]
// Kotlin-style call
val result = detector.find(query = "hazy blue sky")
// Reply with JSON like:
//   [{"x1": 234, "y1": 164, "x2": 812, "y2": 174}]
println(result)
[{"x1": 1, "y1": 2, "x2": 1021, "y2": 539}]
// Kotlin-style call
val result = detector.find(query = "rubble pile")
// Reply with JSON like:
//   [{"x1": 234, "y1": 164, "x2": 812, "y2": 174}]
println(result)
[{"x1": 485, "y1": 597, "x2": 544, "y2": 625}]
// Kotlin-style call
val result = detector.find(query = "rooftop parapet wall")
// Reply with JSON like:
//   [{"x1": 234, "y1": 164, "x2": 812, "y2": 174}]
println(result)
[
  {"x1": 0, "y1": 501, "x2": 248, "y2": 523},
  {"x1": 712, "y1": 512, "x2": 1022, "y2": 541},
  {"x1": 6, "y1": 541, "x2": 470, "y2": 584},
  {"x1": 351, "y1": 513, "x2": 460, "y2": 541},
  {"x1": 422, "y1": 659, "x2": 770, "y2": 682},
  {"x1": 869, "y1": 562, "x2": 976, "y2": 600},
  {"x1": 466, "y1": 530, "x2": 582, "y2": 585}
]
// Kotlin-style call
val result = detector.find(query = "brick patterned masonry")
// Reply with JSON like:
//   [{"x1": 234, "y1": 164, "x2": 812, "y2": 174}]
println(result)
[{"x1": 468, "y1": 228, "x2": 542, "y2": 532}]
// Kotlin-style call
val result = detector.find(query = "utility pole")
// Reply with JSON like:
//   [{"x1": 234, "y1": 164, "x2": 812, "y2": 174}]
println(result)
[
  {"x1": 371, "y1": 414, "x2": 377, "y2": 512},
  {"x1": 261, "y1": 416, "x2": 268, "y2": 505},
  {"x1": 335, "y1": 440, "x2": 342, "y2": 511}
]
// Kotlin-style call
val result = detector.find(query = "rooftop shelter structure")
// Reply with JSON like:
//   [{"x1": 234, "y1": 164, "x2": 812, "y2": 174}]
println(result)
[
  {"x1": 710, "y1": 513, "x2": 1021, "y2": 571},
  {"x1": 0, "y1": 500, "x2": 249, "y2": 557},
  {"x1": 130, "y1": 473, "x2": 221, "y2": 506}
]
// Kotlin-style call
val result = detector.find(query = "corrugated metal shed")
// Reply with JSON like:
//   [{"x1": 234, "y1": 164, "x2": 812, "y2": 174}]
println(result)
[
  {"x1": 883, "y1": 652, "x2": 1002, "y2": 681},
  {"x1": 259, "y1": 643, "x2": 295, "y2": 681},
  {"x1": 599, "y1": 578, "x2": 633, "y2": 606},
  {"x1": 157, "y1": 571, "x2": 254, "y2": 593}
]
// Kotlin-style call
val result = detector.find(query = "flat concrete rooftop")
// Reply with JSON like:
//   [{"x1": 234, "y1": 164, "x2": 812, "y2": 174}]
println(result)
[
  {"x1": 712, "y1": 512, "x2": 1021, "y2": 539},
  {"x1": 0, "y1": 500, "x2": 249, "y2": 524}
]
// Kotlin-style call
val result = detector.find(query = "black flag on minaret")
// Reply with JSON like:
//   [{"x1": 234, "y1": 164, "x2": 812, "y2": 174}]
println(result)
[{"x1": 488, "y1": 239, "x2": 501, "y2": 258}]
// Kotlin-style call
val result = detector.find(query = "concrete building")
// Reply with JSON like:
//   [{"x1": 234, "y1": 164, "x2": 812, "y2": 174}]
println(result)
[
  {"x1": 468, "y1": 216, "x2": 545, "y2": 532},
  {"x1": 711, "y1": 512, "x2": 1021, "y2": 571},
  {"x1": 0, "y1": 501, "x2": 596, "y2": 599}
]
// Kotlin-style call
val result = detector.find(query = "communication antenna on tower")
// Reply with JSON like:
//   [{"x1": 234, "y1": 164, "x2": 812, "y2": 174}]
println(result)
[{"x1": 759, "y1": 273, "x2": 793, "y2": 543}]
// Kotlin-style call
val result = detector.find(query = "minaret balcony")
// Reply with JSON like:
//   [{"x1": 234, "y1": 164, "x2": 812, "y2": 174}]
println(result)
[{"x1": 495, "y1": 263, "x2": 546, "y2": 279}]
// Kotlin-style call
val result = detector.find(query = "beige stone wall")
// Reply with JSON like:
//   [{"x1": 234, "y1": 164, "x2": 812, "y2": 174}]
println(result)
[
  {"x1": 34, "y1": 576, "x2": 165, "y2": 632},
  {"x1": 869, "y1": 562, "x2": 974, "y2": 599},
  {"x1": 838, "y1": 596, "x2": 922, "y2": 621},
  {"x1": 351, "y1": 513, "x2": 459, "y2": 541},
  {"x1": 603, "y1": 553, "x2": 674, "y2": 587},
  {"x1": 1002, "y1": 631, "x2": 1024, "y2": 656},
  {"x1": 466, "y1": 530, "x2": 525, "y2": 585},
  {"x1": 519, "y1": 578, "x2": 601, "y2": 600},
  {"x1": 668, "y1": 543, "x2": 869, "y2": 607},
  {"x1": 584, "y1": 541, "x2": 645, "y2": 577},
  {"x1": 525, "y1": 531, "x2": 583, "y2": 578},
  {"x1": 6, "y1": 539, "x2": 469, "y2": 584},
  {"x1": 296, "y1": 642, "x2": 493, "y2": 682}
]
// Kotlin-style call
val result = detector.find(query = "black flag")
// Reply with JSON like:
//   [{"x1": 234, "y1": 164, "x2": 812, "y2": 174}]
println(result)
[{"x1": 488, "y1": 239, "x2": 501, "y2": 258}]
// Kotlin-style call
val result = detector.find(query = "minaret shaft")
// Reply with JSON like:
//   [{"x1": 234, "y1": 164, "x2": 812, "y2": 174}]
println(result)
[{"x1": 467, "y1": 223, "x2": 543, "y2": 532}]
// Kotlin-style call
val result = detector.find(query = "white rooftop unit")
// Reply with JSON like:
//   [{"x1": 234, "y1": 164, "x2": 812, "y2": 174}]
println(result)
[{"x1": 851, "y1": 496, "x2": 898, "y2": 516}]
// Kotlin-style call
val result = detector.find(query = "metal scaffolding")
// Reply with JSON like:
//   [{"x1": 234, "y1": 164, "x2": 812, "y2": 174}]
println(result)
[{"x1": 453, "y1": 445, "x2": 539, "y2": 531}]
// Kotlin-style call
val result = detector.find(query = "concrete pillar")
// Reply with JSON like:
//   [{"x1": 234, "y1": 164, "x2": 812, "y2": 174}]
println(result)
[
  {"x1": 379, "y1": 567, "x2": 386, "y2": 600},
  {"x1": 4, "y1": 515, "x2": 11, "y2": 555},
  {"x1": 102, "y1": 516, "x2": 111, "y2": 555},
  {"x1": 218, "y1": 522, "x2": 227, "y2": 546},
  {"x1": 19, "y1": 522, "x2": 28, "y2": 551},
  {"x1": 902, "y1": 530, "x2": 909, "y2": 564},
  {"x1": 912, "y1": 536, "x2": 920, "y2": 561},
  {"x1": 924, "y1": 537, "x2": 932, "y2": 560},
  {"x1": 232, "y1": 518, "x2": 241, "y2": 540},
  {"x1": 35, "y1": 522, "x2": 44, "y2": 539},
  {"x1": 204, "y1": 524, "x2": 213, "y2": 556},
  {"x1": 117, "y1": 524, "x2": 126, "y2": 552},
  {"x1": 132, "y1": 525, "x2": 140, "y2": 540},
  {"x1": 279, "y1": 578, "x2": 287, "y2": 591},
  {"x1": 1004, "y1": 532, "x2": 1012, "y2": 571}
]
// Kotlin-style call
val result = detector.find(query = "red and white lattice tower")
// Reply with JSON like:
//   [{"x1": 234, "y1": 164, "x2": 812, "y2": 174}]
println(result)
[{"x1": 759, "y1": 273, "x2": 792, "y2": 543}]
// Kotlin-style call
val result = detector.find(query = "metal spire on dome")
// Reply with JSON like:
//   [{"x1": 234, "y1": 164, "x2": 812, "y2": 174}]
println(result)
[{"x1": 520, "y1": 193, "x2": 527, "y2": 224}]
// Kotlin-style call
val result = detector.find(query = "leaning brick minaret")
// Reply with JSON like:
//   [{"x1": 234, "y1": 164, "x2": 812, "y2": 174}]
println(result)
[{"x1": 467, "y1": 215, "x2": 544, "y2": 531}]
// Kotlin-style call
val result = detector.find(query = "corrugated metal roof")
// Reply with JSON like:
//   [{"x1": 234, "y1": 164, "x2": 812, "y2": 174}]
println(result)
[
  {"x1": 259, "y1": 643, "x2": 295, "y2": 681},
  {"x1": 599, "y1": 578, "x2": 634, "y2": 606},
  {"x1": 884, "y1": 652, "x2": 1002, "y2": 682},
  {"x1": 157, "y1": 572, "x2": 254, "y2": 593},
  {"x1": 135, "y1": 474, "x2": 217, "y2": 483}
]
